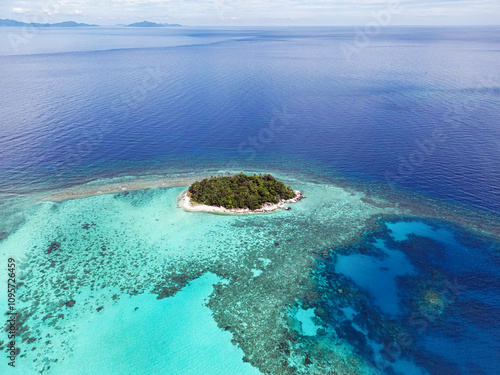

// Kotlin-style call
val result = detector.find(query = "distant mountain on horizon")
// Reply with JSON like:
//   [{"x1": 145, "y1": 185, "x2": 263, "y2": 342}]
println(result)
[
  {"x1": 0, "y1": 19, "x2": 98, "y2": 27},
  {"x1": 0, "y1": 18, "x2": 183, "y2": 28},
  {"x1": 126, "y1": 21, "x2": 182, "y2": 27}
]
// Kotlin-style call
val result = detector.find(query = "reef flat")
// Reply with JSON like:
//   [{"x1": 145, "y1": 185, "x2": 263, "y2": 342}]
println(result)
[{"x1": 1, "y1": 176, "x2": 499, "y2": 374}]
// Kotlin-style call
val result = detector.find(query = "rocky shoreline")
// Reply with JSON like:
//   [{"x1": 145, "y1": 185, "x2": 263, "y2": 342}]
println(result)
[{"x1": 179, "y1": 190, "x2": 304, "y2": 214}]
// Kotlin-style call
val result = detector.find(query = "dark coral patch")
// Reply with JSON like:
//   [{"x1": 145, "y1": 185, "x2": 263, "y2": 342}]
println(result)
[{"x1": 46, "y1": 241, "x2": 61, "y2": 254}]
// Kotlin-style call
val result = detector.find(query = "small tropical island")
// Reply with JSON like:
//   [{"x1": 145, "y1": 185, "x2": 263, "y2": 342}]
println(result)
[{"x1": 180, "y1": 173, "x2": 303, "y2": 214}]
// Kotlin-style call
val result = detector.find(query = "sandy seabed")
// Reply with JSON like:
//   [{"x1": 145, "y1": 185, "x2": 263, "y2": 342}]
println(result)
[{"x1": 42, "y1": 177, "x2": 198, "y2": 202}]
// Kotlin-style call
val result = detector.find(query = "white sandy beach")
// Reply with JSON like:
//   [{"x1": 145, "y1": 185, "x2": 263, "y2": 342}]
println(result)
[{"x1": 179, "y1": 190, "x2": 303, "y2": 214}]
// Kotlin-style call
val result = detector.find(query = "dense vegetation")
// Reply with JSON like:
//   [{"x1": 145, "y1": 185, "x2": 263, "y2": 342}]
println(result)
[{"x1": 188, "y1": 173, "x2": 296, "y2": 210}]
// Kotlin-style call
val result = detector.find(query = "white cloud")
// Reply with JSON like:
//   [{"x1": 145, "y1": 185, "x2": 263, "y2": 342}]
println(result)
[
  {"x1": 63, "y1": 9, "x2": 84, "y2": 15},
  {"x1": 11, "y1": 7, "x2": 30, "y2": 14}
]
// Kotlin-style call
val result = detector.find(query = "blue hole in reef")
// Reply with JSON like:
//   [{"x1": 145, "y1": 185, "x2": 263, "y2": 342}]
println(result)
[{"x1": 314, "y1": 219, "x2": 500, "y2": 375}]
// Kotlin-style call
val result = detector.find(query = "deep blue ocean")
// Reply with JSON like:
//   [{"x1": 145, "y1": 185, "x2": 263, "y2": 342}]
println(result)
[
  {"x1": 0, "y1": 26, "x2": 499, "y2": 375},
  {"x1": 0, "y1": 27, "x2": 499, "y2": 212}
]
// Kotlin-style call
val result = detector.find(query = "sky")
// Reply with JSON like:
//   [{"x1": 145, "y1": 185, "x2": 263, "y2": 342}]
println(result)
[{"x1": 2, "y1": 0, "x2": 500, "y2": 26}]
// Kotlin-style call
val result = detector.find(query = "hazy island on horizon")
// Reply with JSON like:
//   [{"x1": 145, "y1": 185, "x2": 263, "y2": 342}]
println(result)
[
  {"x1": 0, "y1": 18, "x2": 183, "y2": 28},
  {"x1": 0, "y1": 18, "x2": 98, "y2": 27},
  {"x1": 126, "y1": 21, "x2": 183, "y2": 27}
]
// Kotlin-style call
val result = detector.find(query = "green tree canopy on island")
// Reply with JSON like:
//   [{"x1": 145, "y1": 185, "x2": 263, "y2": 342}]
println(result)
[{"x1": 188, "y1": 173, "x2": 296, "y2": 210}]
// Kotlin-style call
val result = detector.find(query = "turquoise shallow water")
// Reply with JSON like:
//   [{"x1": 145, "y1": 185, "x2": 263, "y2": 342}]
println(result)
[
  {"x1": 46, "y1": 273, "x2": 260, "y2": 375},
  {"x1": 0, "y1": 178, "x2": 393, "y2": 374},
  {"x1": 293, "y1": 307, "x2": 321, "y2": 337}
]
